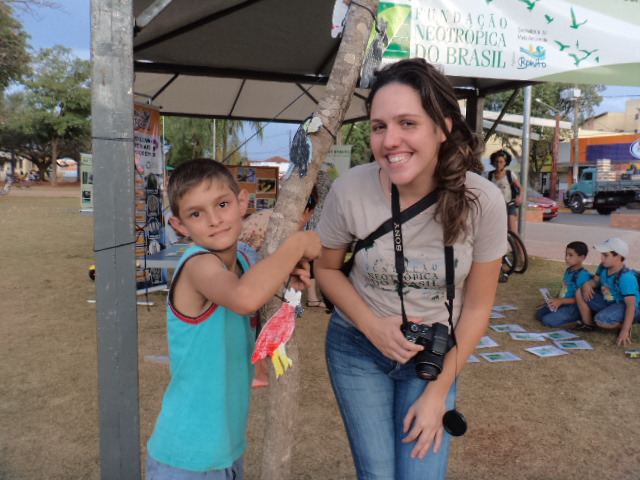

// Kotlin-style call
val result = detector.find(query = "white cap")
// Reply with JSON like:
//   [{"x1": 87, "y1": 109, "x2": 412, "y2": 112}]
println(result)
[{"x1": 594, "y1": 238, "x2": 629, "y2": 257}]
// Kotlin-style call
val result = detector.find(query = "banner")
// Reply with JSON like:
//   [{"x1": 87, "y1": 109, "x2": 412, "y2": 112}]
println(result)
[
  {"x1": 80, "y1": 153, "x2": 93, "y2": 211},
  {"x1": 134, "y1": 104, "x2": 168, "y2": 292},
  {"x1": 378, "y1": 0, "x2": 640, "y2": 86}
]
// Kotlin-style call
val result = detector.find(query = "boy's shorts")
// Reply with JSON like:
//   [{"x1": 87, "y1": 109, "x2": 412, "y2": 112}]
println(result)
[
  {"x1": 146, "y1": 454, "x2": 244, "y2": 480},
  {"x1": 587, "y1": 291, "x2": 640, "y2": 327},
  {"x1": 536, "y1": 304, "x2": 581, "y2": 328}
]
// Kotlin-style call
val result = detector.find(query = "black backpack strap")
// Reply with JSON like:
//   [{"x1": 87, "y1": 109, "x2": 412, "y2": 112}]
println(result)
[{"x1": 571, "y1": 266, "x2": 584, "y2": 285}]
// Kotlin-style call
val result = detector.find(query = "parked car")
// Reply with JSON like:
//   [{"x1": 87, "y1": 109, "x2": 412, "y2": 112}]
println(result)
[{"x1": 527, "y1": 188, "x2": 558, "y2": 221}]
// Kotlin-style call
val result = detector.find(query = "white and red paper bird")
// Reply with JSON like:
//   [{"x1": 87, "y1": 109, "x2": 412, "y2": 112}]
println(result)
[{"x1": 252, "y1": 288, "x2": 302, "y2": 377}]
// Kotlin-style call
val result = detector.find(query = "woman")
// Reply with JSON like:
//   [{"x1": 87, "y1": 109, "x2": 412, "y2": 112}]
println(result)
[
  {"x1": 315, "y1": 58, "x2": 507, "y2": 480},
  {"x1": 488, "y1": 149, "x2": 523, "y2": 233}
]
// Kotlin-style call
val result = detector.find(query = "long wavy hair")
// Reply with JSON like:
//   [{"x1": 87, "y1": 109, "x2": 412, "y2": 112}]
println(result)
[{"x1": 365, "y1": 58, "x2": 484, "y2": 245}]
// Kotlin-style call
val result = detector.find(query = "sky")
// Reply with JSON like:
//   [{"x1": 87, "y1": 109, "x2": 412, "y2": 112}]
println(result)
[{"x1": 15, "y1": 0, "x2": 640, "y2": 161}]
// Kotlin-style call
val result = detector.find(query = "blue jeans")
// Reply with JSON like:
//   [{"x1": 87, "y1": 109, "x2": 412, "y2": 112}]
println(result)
[
  {"x1": 587, "y1": 291, "x2": 640, "y2": 327},
  {"x1": 536, "y1": 304, "x2": 581, "y2": 328},
  {"x1": 325, "y1": 311, "x2": 455, "y2": 480},
  {"x1": 146, "y1": 455, "x2": 244, "y2": 480}
]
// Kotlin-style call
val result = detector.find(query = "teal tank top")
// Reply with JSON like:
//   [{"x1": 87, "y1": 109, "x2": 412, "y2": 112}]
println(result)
[{"x1": 148, "y1": 246, "x2": 255, "y2": 471}]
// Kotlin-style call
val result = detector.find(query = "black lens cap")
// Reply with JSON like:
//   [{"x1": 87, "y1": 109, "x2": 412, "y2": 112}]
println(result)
[{"x1": 443, "y1": 409, "x2": 467, "y2": 437}]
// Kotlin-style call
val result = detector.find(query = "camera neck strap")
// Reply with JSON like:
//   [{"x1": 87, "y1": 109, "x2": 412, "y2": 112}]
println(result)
[{"x1": 391, "y1": 184, "x2": 456, "y2": 343}]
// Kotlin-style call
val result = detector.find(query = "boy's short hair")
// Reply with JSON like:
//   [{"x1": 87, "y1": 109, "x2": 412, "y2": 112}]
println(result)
[
  {"x1": 567, "y1": 241, "x2": 588, "y2": 258},
  {"x1": 168, "y1": 158, "x2": 240, "y2": 217}
]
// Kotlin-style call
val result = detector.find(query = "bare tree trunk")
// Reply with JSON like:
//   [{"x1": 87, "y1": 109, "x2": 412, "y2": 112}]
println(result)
[
  {"x1": 51, "y1": 137, "x2": 58, "y2": 185},
  {"x1": 258, "y1": 2, "x2": 379, "y2": 479}
]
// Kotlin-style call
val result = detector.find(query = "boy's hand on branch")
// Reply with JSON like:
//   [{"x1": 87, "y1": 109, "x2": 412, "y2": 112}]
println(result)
[
  {"x1": 287, "y1": 231, "x2": 322, "y2": 262},
  {"x1": 288, "y1": 260, "x2": 312, "y2": 291}
]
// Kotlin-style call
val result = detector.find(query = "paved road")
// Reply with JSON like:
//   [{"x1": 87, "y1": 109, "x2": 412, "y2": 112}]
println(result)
[{"x1": 522, "y1": 217, "x2": 640, "y2": 267}]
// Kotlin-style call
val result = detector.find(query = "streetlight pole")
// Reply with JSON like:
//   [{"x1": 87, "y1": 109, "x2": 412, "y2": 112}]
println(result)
[
  {"x1": 535, "y1": 98, "x2": 561, "y2": 201},
  {"x1": 551, "y1": 113, "x2": 560, "y2": 201},
  {"x1": 560, "y1": 88, "x2": 582, "y2": 184},
  {"x1": 573, "y1": 96, "x2": 580, "y2": 184}
]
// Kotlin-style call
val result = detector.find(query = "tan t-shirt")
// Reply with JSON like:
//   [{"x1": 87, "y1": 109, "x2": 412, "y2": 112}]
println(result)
[{"x1": 317, "y1": 162, "x2": 507, "y2": 327}]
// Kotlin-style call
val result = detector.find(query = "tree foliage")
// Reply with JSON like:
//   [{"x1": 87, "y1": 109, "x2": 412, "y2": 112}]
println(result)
[
  {"x1": 0, "y1": 3, "x2": 31, "y2": 94},
  {"x1": 341, "y1": 120, "x2": 372, "y2": 167},
  {"x1": 0, "y1": 45, "x2": 91, "y2": 181},
  {"x1": 164, "y1": 117, "x2": 264, "y2": 167},
  {"x1": 485, "y1": 83, "x2": 605, "y2": 188}
]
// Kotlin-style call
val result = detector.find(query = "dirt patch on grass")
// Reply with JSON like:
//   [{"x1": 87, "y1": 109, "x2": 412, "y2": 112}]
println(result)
[{"x1": 2, "y1": 195, "x2": 639, "y2": 479}]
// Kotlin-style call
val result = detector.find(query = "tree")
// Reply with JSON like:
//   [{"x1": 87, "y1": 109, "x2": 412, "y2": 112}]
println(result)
[
  {"x1": 341, "y1": 120, "x2": 371, "y2": 166},
  {"x1": 0, "y1": 45, "x2": 91, "y2": 183},
  {"x1": 485, "y1": 83, "x2": 604, "y2": 188},
  {"x1": 0, "y1": 3, "x2": 31, "y2": 95},
  {"x1": 257, "y1": 2, "x2": 378, "y2": 478},
  {"x1": 163, "y1": 117, "x2": 264, "y2": 166}
]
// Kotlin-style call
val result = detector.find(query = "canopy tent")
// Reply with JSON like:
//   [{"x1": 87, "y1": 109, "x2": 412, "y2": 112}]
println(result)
[
  {"x1": 132, "y1": 0, "x2": 640, "y2": 124},
  {"x1": 94, "y1": 1, "x2": 640, "y2": 479}
]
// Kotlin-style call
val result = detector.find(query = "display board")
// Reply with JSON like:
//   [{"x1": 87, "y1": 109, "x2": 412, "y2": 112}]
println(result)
[
  {"x1": 226, "y1": 165, "x2": 280, "y2": 215},
  {"x1": 133, "y1": 104, "x2": 168, "y2": 292},
  {"x1": 80, "y1": 153, "x2": 93, "y2": 211}
]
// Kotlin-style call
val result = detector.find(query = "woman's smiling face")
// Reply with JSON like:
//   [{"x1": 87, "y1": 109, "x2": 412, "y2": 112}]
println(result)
[{"x1": 369, "y1": 82, "x2": 448, "y2": 193}]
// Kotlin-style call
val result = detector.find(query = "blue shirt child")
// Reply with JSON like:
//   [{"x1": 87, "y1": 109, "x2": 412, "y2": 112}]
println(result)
[{"x1": 537, "y1": 267, "x2": 593, "y2": 328}]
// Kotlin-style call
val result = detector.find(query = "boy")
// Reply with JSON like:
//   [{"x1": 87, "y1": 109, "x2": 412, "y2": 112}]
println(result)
[
  {"x1": 575, "y1": 238, "x2": 640, "y2": 346},
  {"x1": 536, "y1": 241, "x2": 592, "y2": 328},
  {"x1": 146, "y1": 159, "x2": 321, "y2": 479}
]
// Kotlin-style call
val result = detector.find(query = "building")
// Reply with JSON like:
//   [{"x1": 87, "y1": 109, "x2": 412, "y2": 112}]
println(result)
[{"x1": 582, "y1": 100, "x2": 640, "y2": 134}]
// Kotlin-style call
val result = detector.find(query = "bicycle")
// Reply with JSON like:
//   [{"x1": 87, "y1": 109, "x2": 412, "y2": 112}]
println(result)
[{"x1": 501, "y1": 229, "x2": 528, "y2": 278}]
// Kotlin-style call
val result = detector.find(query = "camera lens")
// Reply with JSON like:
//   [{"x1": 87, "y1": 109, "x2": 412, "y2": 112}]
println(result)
[{"x1": 415, "y1": 361, "x2": 440, "y2": 381}]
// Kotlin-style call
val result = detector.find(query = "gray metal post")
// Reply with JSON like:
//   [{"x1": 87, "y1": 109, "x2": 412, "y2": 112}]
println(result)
[
  {"x1": 573, "y1": 96, "x2": 580, "y2": 183},
  {"x1": 518, "y1": 86, "x2": 532, "y2": 238},
  {"x1": 91, "y1": 1, "x2": 141, "y2": 479}
]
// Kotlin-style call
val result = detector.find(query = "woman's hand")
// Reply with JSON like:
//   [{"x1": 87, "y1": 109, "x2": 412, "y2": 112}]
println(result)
[
  {"x1": 361, "y1": 314, "x2": 424, "y2": 364},
  {"x1": 402, "y1": 388, "x2": 447, "y2": 459},
  {"x1": 514, "y1": 194, "x2": 522, "y2": 206}
]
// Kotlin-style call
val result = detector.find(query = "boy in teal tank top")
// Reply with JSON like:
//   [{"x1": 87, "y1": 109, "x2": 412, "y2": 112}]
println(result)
[{"x1": 146, "y1": 159, "x2": 321, "y2": 479}]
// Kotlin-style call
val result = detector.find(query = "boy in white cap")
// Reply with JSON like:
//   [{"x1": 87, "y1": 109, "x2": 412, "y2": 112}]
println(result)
[{"x1": 575, "y1": 238, "x2": 639, "y2": 346}]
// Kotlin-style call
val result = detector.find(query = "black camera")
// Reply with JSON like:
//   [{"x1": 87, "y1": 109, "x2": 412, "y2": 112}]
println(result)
[{"x1": 401, "y1": 321, "x2": 450, "y2": 381}]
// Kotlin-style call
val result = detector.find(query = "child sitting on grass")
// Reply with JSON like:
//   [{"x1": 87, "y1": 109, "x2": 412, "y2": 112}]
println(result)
[
  {"x1": 146, "y1": 159, "x2": 321, "y2": 479},
  {"x1": 575, "y1": 238, "x2": 640, "y2": 346},
  {"x1": 536, "y1": 241, "x2": 593, "y2": 329}
]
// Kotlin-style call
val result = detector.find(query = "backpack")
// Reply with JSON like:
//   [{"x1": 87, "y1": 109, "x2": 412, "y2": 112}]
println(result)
[
  {"x1": 614, "y1": 266, "x2": 640, "y2": 293},
  {"x1": 488, "y1": 169, "x2": 520, "y2": 201}
]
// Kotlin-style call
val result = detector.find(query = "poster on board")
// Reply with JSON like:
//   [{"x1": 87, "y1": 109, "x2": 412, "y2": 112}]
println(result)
[
  {"x1": 226, "y1": 165, "x2": 280, "y2": 215},
  {"x1": 134, "y1": 104, "x2": 168, "y2": 292},
  {"x1": 80, "y1": 153, "x2": 93, "y2": 211}
]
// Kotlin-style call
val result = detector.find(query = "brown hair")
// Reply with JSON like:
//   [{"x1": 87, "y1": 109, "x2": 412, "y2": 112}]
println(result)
[
  {"x1": 366, "y1": 58, "x2": 484, "y2": 245},
  {"x1": 167, "y1": 158, "x2": 240, "y2": 217}
]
